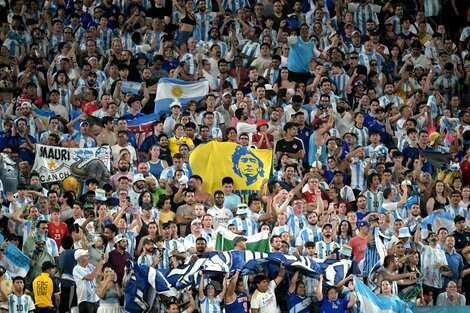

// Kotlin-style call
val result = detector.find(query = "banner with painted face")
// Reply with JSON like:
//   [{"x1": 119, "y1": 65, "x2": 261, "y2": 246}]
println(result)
[
  {"x1": 32, "y1": 144, "x2": 111, "y2": 192},
  {"x1": 189, "y1": 142, "x2": 272, "y2": 204}
]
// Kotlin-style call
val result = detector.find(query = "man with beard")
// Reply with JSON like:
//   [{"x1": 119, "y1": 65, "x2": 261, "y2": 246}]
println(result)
[
  {"x1": 376, "y1": 254, "x2": 418, "y2": 294},
  {"x1": 176, "y1": 189, "x2": 198, "y2": 237},
  {"x1": 267, "y1": 110, "x2": 284, "y2": 143},
  {"x1": 161, "y1": 223, "x2": 187, "y2": 263},
  {"x1": 26, "y1": 238, "x2": 56, "y2": 285},
  {"x1": 415, "y1": 223, "x2": 449, "y2": 297},
  {"x1": 188, "y1": 236, "x2": 209, "y2": 262},
  {"x1": 108, "y1": 234, "x2": 131, "y2": 284},
  {"x1": 129, "y1": 174, "x2": 146, "y2": 208},
  {"x1": 207, "y1": 191, "x2": 233, "y2": 229},
  {"x1": 161, "y1": 153, "x2": 190, "y2": 182},
  {"x1": 110, "y1": 159, "x2": 132, "y2": 190},
  {"x1": 184, "y1": 218, "x2": 213, "y2": 256},
  {"x1": 295, "y1": 211, "x2": 321, "y2": 254},
  {"x1": 315, "y1": 223, "x2": 340, "y2": 259},
  {"x1": 8, "y1": 117, "x2": 36, "y2": 164},
  {"x1": 379, "y1": 83, "x2": 404, "y2": 108}
]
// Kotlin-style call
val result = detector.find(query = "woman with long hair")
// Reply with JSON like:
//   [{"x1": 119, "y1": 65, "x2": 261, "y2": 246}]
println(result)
[
  {"x1": 336, "y1": 220, "x2": 353, "y2": 246},
  {"x1": 426, "y1": 180, "x2": 450, "y2": 215},
  {"x1": 273, "y1": 67, "x2": 296, "y2": 93},
  {"x1": 172, "y1": 0, "x2": 196, "y2": 47},
  {"x1": 96, "y1": 264, "x2": 124, "y2": 313}
]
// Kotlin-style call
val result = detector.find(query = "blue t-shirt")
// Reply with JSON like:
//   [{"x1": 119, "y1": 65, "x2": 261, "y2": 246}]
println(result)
[
  {"x1": 318, "y1": 296, "x2": 349, "y2": 313},
  {"x1": 287, "y1": 291, "x2": 312, "y2": 313}
]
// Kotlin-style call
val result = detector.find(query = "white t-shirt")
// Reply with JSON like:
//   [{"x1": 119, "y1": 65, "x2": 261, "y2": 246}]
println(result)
[{"x1": 251, "y1": 280, "x2": 279, "y2": 313}]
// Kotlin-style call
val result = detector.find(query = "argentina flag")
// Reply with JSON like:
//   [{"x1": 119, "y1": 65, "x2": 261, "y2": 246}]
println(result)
[
  {"x1": 354, "y1": 277, "x2": 413, "y2": 313},
  {"x1": 154, "y1": 78, "x2": 209, "y2": 117},
  {"x1": 121, "y1": 81, "x2": 142, "y2": 94},
  {"x1": 419, "y1": 212, "x2": 456, "y2": 239}
]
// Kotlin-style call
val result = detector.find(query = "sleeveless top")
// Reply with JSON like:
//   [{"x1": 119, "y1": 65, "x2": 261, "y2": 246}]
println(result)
[
  {"x1": 180, "y1": 12, "x2": 196, "y2": 26},
  {"x1": 148, "y1": 160, "x2": 165, "y2": 180},
  {"x1": 433, "y1": 197, "x2": 449, "y2": 211},
  {"x1": 225, "y1": 292, "x2": 248, "y2": 313},
  {"x1": 99, "y1": 288, "x2": 120, "y2": 304}
]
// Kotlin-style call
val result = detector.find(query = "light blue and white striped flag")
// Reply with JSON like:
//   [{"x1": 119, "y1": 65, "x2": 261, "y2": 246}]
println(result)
[
  {"x1": 354, "y1": 276, "x2": 413, "y2": 313},
  {"x1": 419, "y1": 212, "x2": 456, "y2": 239},
  {"x1": 154, "y1": 78, "x2": 209, "y2": 117}
]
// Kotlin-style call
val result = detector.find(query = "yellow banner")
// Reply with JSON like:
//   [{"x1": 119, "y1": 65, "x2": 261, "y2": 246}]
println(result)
[{"x1": 189, "y1": 142, "x2": 272, "y2": 204}]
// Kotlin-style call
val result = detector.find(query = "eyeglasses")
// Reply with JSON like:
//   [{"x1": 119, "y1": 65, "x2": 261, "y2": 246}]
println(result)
[
  {"x1": 350, "y1": 56, "x2": 358, "y2": 60},
  {"x1": 370, "y1": 63, "x2": 378, "y2": 66},
  {"x1": 240, "y1": 137, "x2": 249, "y2": 140}
]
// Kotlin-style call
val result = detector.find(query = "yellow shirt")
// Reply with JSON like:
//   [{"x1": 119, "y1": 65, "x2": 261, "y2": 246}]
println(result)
[
  {"x1": 168, "y1": 136, "x2": 194, "y2": 157},
  {"x1": 159, "y1": 210, "x2": 176, "y2": 224},
  {"x1": 29, "y1": 272, "x2": 60, "y2": 308}
]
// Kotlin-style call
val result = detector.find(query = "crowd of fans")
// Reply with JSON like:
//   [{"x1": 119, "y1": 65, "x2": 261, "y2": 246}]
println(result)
[{"x1": 0, "y1": 0, "x2": 470, "y2": 312}]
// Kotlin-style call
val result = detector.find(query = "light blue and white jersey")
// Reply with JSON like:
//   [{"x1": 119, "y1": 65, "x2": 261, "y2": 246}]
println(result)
[
  {"x1": 160, "y1": 164, "x2": 191, "y2": 181},
  {"x1": 70, "y1": 25, "x2": 86, "y2": 42},
  {"x1": 98, "y1": 28, "x2": 114, "y2": 51},
  {"x1": 49, "y1": 33, "x2": 64, "y2": 53},
  {"x1": 362, "y1": 190, "x2": 384, "y2": 213},
  {"x1": 120, "y1": 32, "x2": 135, "y2": 50},
  {"x1": 303, "y1": 275, "x2": 319, "y2": 297},
  {"x1": 196, "y1": 12, "x2": 216, "y2": 42},
  {"x1": 199, "y1": 296, "x2": 221, "y2": 313},
  {"x1": 208, "y1": 40, "x2": 229, "y2": 60},
  {"x1": 184, "y1": 233, "x2": 214, "y2": 252},
  {"x1": 147, "y1": 31, "x2": 166, "y2": 51},
  {"x1": 359, "y1": 52, "x2": 385, "y2": 72},
  {"x1": 459, "y1": 26, "x2": 470, "y2": 43},
  {"x1": 51, "y1": 82, "x2": 73, "y2": 115},
  {"x1": 272, "y1": 224, "x2": 290, "y2": 236},
  {"x1": 388, "y1": 15, "x2": 402, "y2": 34},
  {"x1": 295, "y1": 225, "x2": 322, "y2": 247},
  {"x1": 240, "y1": 39, "x2": 260, "y2": 59},
  {"x1": 423, "y1": 0, "x2": 441, "y2": 17},
  {"x1": 347, "y1": 2, "x2": 381, "y2": 34},
  {"x1": 73, "y1": 263, "x2": 100, "y2": 303},
  {"x1": 3, "y1": 39, "x2": 21, "y2": 57},
  {"x1": 330, "y1": 73, "x2": 349, "y2": 98},
  {"x1": 71, "y1": 132, "x2": 96, "y2": 148},
  {"x1": 118, "y1": 229, "x2": 136, "y2": 257},
  {"x1": 227, "y1": 217, "x2": 257, "y2": 236},
  {"x1": 349, "y1": 126, "x2": 369, "y2": 147},
  {"x1": 445, "y1": 204, "x2": 468, "y2": 218},
  {"x1": 349, "y1": 158, "x2": 368, "y2": 191},
  {"x1": 263, "y1": 67, "x2": 280, "y2": 85},
  {"x1": 1, "y1": 294, "x2": 35, "y2": 313},
  {"x1": 418, "y1": 244, "x2": 447, "y2": 289},
  {"x1": 379, "y1": 94, "x2": 404, "y2": 108},
  {"x1": 208, "y1": 127, "x2": 223, "y2": 140},
  {"x1": 316, "y1": 241, "x2": 340, "y2": 259},
  {"x1": 221, "y1": 0, "x2": 250, "y2": 13},
  {"x1": 181, "y1": 52, "x2": 198, "y2": 75}
]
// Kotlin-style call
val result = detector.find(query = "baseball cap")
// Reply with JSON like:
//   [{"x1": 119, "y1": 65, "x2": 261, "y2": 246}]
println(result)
[
  {"x1": 232, "y1": 236, "x2": 247, "y2": 245},
  {"x1": 429, "y1": 132, "x2": 441, "y2": 145},
  {"x1": 170, "y1": 99, "x2": 182, "y2": 108},
  {"x1": 357, "y1": 220, "x2": 370, "y2": 228}
]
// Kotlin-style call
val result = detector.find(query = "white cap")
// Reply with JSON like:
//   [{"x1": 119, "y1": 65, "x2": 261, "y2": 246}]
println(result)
[
  {"x1": 170, "y1": 99, "x2": 182, "y2": 108},
  {"x1": 74, "y1": 249, "x2": 89, "y2": 261}
]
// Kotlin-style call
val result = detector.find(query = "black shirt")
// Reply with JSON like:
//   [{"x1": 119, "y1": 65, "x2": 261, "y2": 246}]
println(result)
[{"x1": 454, "y1": 230, "x2": 470, "y2": 252}]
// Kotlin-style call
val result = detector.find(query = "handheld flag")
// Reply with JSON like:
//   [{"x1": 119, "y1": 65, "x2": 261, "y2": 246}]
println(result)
[
  {"x1": 215, "y1": 227, "x2": 270, "y2": 253},
  {"x1": 121, "y1": 81, "x2": 142, "y2": 94},
  {"x1": 154, "y1": 78, "x2": 209, "y2": 117}
]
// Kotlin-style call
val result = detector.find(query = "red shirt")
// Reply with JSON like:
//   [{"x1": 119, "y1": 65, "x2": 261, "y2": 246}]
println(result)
[
  {"x1": 48, "y1": 221, "x2": 68, "y2": 248},
  {"x1": 348, "y1": 236, "x2": 367, "y2": 263},
  {"x1": 252, "y1": 133, "x2": 274, "y2": 149},
  {"x1": 80, "y1": 100, "x2": 99, "y2": 115}
]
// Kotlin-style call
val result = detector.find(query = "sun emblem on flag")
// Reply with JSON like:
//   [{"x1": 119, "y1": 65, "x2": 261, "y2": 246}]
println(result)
[
  {"x1": 48, "y1": 160, "x2": 57, "y2": 170},
  {"x1": 172, "y1": 86, "x2": 183, "y2": 97}
]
